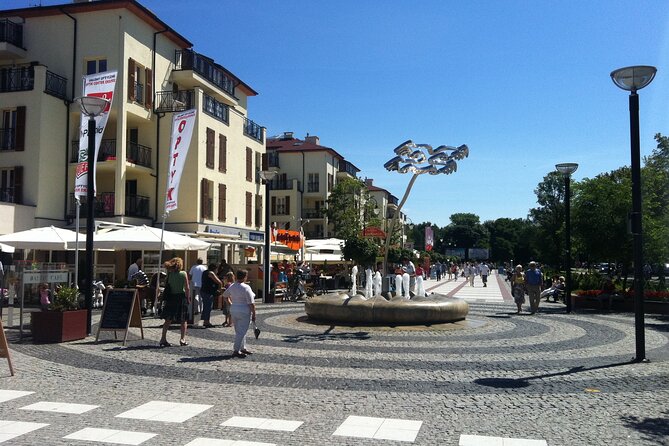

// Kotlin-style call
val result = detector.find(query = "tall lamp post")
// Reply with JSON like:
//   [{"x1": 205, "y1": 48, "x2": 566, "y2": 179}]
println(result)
[
  {"x1": 259, "y1": 169, "x2": 278, "y2": 303},
  {"x1": 74, "y1": 95, "x2": 110, "y2": 334},
  {"x1": 556, "y1": 163, "x2": 578, "y2": 313},
  {"x1": 610, "y1": 65, "x2": 657, "y2": 362}
]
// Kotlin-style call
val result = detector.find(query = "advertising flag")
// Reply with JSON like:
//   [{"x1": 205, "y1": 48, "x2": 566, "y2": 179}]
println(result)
[
  {"x1": 425, "y1": 226, "x2": 434, "y2": 251},
  {"x1": 74, "y1": 70, "x2": 117, "y2": 198},
  {"x1": 164, "y1": 109, "x2": 196, "y2": 213}
]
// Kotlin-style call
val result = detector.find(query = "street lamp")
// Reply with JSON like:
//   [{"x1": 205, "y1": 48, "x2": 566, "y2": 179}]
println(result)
[
  {"x1": 382, "y1": 140, "x2": 469, "y2": 277},
  {"x1": 556, "y1": 162, "x2": 578, "y2": 313},
  {"x1": 74, "y1": 95, "x2": 109, "y2": 335},
  {"x1": 258, "y1": 168, "x2": 278, "y2": 303},
  {"x1": 611, "y1": 65, "x2": 657, "y2": 362}
]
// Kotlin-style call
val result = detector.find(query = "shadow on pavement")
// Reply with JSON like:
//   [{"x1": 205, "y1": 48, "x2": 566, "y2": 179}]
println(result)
[
  {"x1": 620, "y1": 411, "x2": 669, "y2": 444},
  {"x1": 282, "y1": 326, "x2": 370, "y2": 343},
  {"x1": 178, "y1": 354, "x2": 235, "y2": 362}
]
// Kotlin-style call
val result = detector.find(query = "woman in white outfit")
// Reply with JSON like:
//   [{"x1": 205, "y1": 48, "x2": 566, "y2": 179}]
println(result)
[{"x1": 222, "y1": 269, "x2": 256, "y2": 358}]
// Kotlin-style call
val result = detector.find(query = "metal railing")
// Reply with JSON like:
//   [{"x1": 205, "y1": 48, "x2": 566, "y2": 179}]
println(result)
[
  {"x1": 69, "y1": 192, "x2": 149, "y2": 218},
  {"x1": 0, "y1": 128, "x2": 15, "y2": 151},
  {"x1": 307, "y1": 182, "x2": 319, "y2": 193},
  {"x1": 339, "y1": 160, "x2": 359, "y2": 177},
  {"x1": 45, "y1": 70, "x2": 67, "y2": 100},
  {"x1": 71, "y1": 139, "x2": 116, "y2": 163},
  {"x1": 127, "y1": 141, "x2": 152, "y2": 168},
  {"x1": 268, "y1": 152, "x2": 280, "y2": 168},
  {"x1": 175, "y1": 49, "x2": 235, "y2": 96},
  {"x1": 243, "y1": 117, "x2": 263, "y2": 142},
  {"x1": 270, "y1": 178, "x2": 302, "y2": 192},
  {"x1": 0, "y1": 19, "x2": 23, "y2": 48},
  {"x1": 0, "y1": 66, "x2": 33, "y2": 93},
  {"x1": 125, "y1": 194, "x2": 150, "y2": 218},
  {"x1": 134, "y1": 82, "x2": 144, "y2": 105},
  {"x1": 70, "y1": 139, "x2": 151, "y2": 168},
  {"x1": 155, "y1": 90, "x2": 193, "y2": 113},
  {"x1": 0, "y1": 187, "x2": 15, "y2": 203},
  {"x1": 203, "y1": 93, "x2": 229, "y2": 124},
  {"x1": 302, "y1": 208, "x2": 325, "y2": 219}
]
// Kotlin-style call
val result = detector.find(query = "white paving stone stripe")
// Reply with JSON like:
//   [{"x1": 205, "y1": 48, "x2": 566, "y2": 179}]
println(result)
[
  {"x1": 0, "y1": 420, "x2": 49, "y2": 443},
  {"x1": 20, "y1": 401, "x2": 99, "y2": 414},
  {"x1": 64, "y1": 427, "x2": 157, "y2": 445},
  {"x1": 185, "y1": 438, "x2": 276, "y2": 446},
  {"x1": 116, "y1": 401, "x2": 213, "y2": 423},
  {"x1": 459, "y1": 434, "x2": 548, "y2": 445},
  {"x1": 333, "y1": 415, "x2": 422, "y2": 442},
  {"x1": 221, "y1": 416, "x2": 303, "y2": 432},
  {"x1": 0, "y1": 390, "x2": 34, "y2": 404}
]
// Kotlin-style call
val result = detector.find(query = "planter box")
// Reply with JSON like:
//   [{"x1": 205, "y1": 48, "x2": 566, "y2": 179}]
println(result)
[{"x1": 31, "y1": 310, "x2": 87, "y2": 343}]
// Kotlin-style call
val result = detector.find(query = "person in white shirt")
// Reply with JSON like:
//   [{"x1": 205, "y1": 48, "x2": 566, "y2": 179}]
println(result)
[
  {"x1": 127, "y1": 258, "x2": 142, "y2": 281},
  {"x1": 479, "y1": 262, "x2": 490, "y2": 287},
  {"x1": 188, "y1": 258, "x2": 207, "y2": 315},
  {"x1": 223, "y1": 269, "x2": 256, "y2": 358}
]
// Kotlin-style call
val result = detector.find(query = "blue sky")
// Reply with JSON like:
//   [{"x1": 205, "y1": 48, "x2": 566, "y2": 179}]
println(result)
[{"x1": 7, "y1": 0, "x2": 669, "y2": 225}]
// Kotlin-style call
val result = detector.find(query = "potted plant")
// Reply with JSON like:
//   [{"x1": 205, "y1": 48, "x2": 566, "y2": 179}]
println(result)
[{"x1": 31, "y1": 286, "x2": 87, "y2": 343}]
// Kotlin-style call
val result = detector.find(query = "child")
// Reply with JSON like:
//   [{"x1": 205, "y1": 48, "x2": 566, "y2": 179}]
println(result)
[{"x1": 39, "y1": 283, "x2": 51, "y2": 311}]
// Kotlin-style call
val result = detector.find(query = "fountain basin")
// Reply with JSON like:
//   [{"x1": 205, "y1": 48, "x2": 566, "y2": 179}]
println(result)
[{"x1": 305, "y1": 293, "x2": 469, "y2": 325}]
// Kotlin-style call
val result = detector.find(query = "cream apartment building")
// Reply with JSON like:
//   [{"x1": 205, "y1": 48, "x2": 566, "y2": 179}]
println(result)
[{"x1": 0, "y1": 0, "x2": 266, "y2": 266}]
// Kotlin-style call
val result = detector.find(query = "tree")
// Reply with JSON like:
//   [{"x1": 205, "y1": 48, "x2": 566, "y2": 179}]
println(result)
[
  {"x1": 341, "y1": 236, "x2": 378, "y2": 268},
  {"x1": 529, "y1": 172, "x2": 565, "y2": 267},
  {"x1": 485, "y1": 218, "x2": 539, "y2": 264},
  {"x1": 325, "y1": 177, "x2": 378, "y2": 240},
  {"x1": 442, "y1": 213, "x2": 489, "y2": 259},
  {"x1": 642, "y1": 134, "x2": 669, "y2": 266}
]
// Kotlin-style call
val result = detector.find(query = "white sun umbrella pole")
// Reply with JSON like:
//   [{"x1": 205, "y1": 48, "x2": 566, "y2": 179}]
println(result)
[{"x1": 155, "y1": 109, "x2": 196, "y2": 313}]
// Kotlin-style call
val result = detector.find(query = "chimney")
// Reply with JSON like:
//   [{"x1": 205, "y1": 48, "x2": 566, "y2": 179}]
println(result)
[
  {"x1": 305, "y1": 135, "x2": 320, "y2": 145},
  {"x1": 365, "y1": 178, "x2": 373, "y2": 186},
  {"x1": 281, "y1": 131, "x2": 294, "y2": 140}
]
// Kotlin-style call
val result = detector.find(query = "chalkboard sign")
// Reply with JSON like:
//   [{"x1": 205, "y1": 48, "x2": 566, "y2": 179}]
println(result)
[{"x1": 96, "y1": 288, "x2": 143, "y2": 345}]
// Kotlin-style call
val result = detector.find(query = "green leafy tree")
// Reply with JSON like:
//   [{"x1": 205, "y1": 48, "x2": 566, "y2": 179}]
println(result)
[
  {"x1": 325, "y1": 177, "x2": 378, "y2": 240},
  {"x1": 642, "y1": 134, "x2": 669, "y2": 266},
  {"x1": 529, "y1": 172, "x2": 565, "y2": 267},
  {"x1": 341, "y1": 236, "x2": 378, "y2": 267},
  {"x1": 442, "y1": 213, "x2": 489, "y2": 259}
]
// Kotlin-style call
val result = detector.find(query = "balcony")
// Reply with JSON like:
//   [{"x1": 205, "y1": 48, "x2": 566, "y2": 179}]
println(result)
[
  {"x1": 270, "y1": 178, "x2": 302, "y2": 192},
  {"x1": 338, "y1": 159, "x2": 359, "y2": 177},
  {"x1": 133, "y1": 82, "x2": 144, "y2": 106},
  {"x1": 71, "y1": 139, "x2": 152, "y2": 169},
  {"x1": 0, "y1": 128, "x2": 15, "y2": 151},
  {"x1": 44, "y1": 71, "x2": 67, "y2": 100},
  {"x1": 69, "y1": 192, "x2": 150, "y2": 218},
  {"x1": 268, "y1": 152, "x2": 279, "y2": 168},
  {"x1": 0, "y1": 187, "x2": 16, "y2": 204},
  {"x1": 0, "y1": 66, "x2": 33, "y2": 93},
  {"x1": 302, "y1": 208, "x2": 325, "y2": 219},
  {"x1": 155, "y1": 90, "x2": 193, "y2": 113},
  {"x1": 243, "y1": 117, "x2": 263, "y2": 143},
  {"x1": 0, "y1": 19, "x2": 25, "y2": 59},
  {"x1": 174, "y1": 49, "x2": 235, "y2": 96},
  {"x1": 203, "y1": 93, "x2": 229, "y2": 124}
]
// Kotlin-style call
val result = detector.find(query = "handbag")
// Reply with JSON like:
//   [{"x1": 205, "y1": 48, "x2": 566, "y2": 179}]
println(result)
[{"x1": 253, "y1": 321, "x2": 261, "y2": 339}]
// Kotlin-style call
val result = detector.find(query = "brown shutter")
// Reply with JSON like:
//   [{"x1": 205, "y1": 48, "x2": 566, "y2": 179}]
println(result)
[
  {"x1": 261, "y1": 152, "x2": 267, "y2": 170},
  {"x1": 200, "y1": 178, "x2": 208, "y2": 219},
  {"x1": 128, "y1": 58, "x2": 136, "y2": 101},
  {"x1": 13, "y1": 166, "x2": 23, "y2": 204},
  {"x1": 271, "y1": 196, "x2": 276, "y2": 216},
  {"x1": 218, "y1": 183, "x2": 226, "y2": 221},
  {"x1": 246, "y1": 147, "x2": 252, "y2": 181},
  {"x1": 206, "y1": 128, "x2": 214, "y2": 168},
  {"x1": 285, "y1": 196, "x2": 290, "y2": 215},
  {"x1": 255, "y1": 193, "x2": 261, "y2": 227},
  {"x1": 145, "y1": 67, "x2": 153, "y2": 108},
  {"x1": 14, "y1": 106, "x2": 25, "y2": 151},
  {"x1": 245, "y1": 191, "x2": 252, "y2": 226},
  {"x1": 218, "y1": 134, "x2": 227, "y2": 172}
]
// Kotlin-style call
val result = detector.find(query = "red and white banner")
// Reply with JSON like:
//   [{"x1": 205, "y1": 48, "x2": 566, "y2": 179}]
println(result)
[
  {"x1": 165, "y1": 109, "x2": 196, "y2": 213},
  {"x1": 74, "y1": 70, "x2": 117, "y2": 198},
  {"x1": 425, "y1": 226, "x2": 434, "y2": 251}
]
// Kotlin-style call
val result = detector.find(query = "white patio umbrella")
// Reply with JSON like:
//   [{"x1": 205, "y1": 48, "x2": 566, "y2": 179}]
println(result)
[
  {"x1": 0, "y1": 226, "x2": 84, "y2": 250},
  {"x1": 94, "y1": 225, "x2": 210, "y2": 251},
  {"x1": 0, "y1": 243, "x2": 15, "y2": 253}
]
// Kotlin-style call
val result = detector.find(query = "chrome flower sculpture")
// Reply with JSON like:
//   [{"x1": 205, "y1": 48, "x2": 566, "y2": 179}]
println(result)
[{"x1": 383, "y1": 140, "x2": 469, "y2": 278}]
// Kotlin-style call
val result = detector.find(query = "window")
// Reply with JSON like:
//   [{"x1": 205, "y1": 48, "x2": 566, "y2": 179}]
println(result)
[
  {"x1": 255, "y1": 193, "x2": 262, "y2": 227},
  {"x1": 218, "y1": 183, "x2": 226, "y2": 222},
  {"x1": 328, "y1": 173, "x2": 333, "y2": 193},
  {"x1": 218, "y1": 134, "x2": 227, "y2": 172},
  {"x1": 206, "y1": 128, "x2": 215, "y2": 169},
  {"x1": 307, "y1": 173, "x2": 319, "y2": 192},
  {"x1": 0, "y1": 166, "x2": 22, "y2": 204},
  {"x1": 246, "y1": 147, "x2": 252, "y2": 182},
  {"x1": 86, "y1": 58, "x2": 107, "y2": 75},
  {"x1": 0, "y1": 106, "x2": 24, "y2": 151},
  {"x1": 271, "y1": 196, "x2": 290, "y2": 216},
  {"x1": 245, "y1": 191, "x2": 252, "y2": 226},
  {"x1": 127, "y1": 58, "x2": 152, "y2": 108},
  {"x1": 200, "y1": 178, "x2": 213, "y2": 219},
  {"x1": 255, "y1": 151, "x2": 262, "y2": 183}
]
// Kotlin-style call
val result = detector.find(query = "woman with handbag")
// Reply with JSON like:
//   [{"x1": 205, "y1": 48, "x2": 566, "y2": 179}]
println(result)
[
  {"x1": 159, "y1": 257, "x2": 190, "y2": 347},
  {"x1": 223, "y1": 269, "x2": 256, "y2": 358},
  {"x1": 200, "y1": 263, "x2": 223, "y2": 328}
]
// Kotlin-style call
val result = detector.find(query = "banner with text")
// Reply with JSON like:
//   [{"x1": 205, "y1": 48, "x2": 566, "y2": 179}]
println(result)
[
  {"x1": 165, "y1": 109, "x2": 196, "y2": 213},
  {"x1": 425, "y1": 226, "x2": 434, "y2": 251},
  {"x1": 74, "y1": 70, "x2": 117, "y2": 198}
]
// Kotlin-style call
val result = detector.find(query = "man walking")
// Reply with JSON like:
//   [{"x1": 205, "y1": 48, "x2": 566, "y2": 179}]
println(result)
[
  {"x1": 479, "y1": 262, "x2": 490, "y2": 287},
  {"x1": 525, "y1": 261, "x2": 544, "y2": 314},
  {"x1": 188, "y1": 258, "x2": 207, "y2": 317}
]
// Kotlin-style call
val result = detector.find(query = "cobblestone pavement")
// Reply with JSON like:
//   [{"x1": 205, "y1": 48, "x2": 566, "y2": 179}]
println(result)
[{"x1": 0, "y1": 272, "x2": 667, "y2": 445}]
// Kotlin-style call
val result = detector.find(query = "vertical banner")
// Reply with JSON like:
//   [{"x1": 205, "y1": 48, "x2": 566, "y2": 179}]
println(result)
[
  {"x1": 74, "y1": 70, "x2": 117, "y2": 198},
  {"x1": 425, "y1": 226, "x2": 434, "y2": 251},
  {"x1": 165, "y1": 109, "x2": 196, "y2": 213}
]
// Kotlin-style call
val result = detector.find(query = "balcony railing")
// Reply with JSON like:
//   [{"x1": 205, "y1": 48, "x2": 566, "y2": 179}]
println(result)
[
  {"x1": 339, "y1": 159, "x2": 359, "y2": 177},
  {"x1": 270, "y1": 178, "x2": 302, "y2": 192},
  {"x1": 175, "y1": 49, "x2": 235, "y2": 96},
  {"x1": 134, "y1": 82, "x2": 144, "y2": 105},
  {"x1": 0, "y1": 128, "x2": 15, "y2": 151},
  {"x1": 0, "y1": 66, "x2": 33, "y2": 93},
  {"x1": 268, "y1": 152, "x2": 279, "y2": 168},
  {"x1": 155, "y1": 90, "x2": 193, "y2": 113},
  {"x1": 303, "y1": 208, "x2": 325, "y2": 219},
  {"x1": 0, "y1": 187, "x2": 16, "y2": 203},
  {"x1": 307, "y1": 182, "x2": 319, "y2": 193},
  {"x1": 69, "y1": 192, "x2": 149, "y2": 218},
  {"x1": 203, "y1": 93, "x2": 229, "y2": 124},
  {"x1": 71, "y1": 139, "x2": 152, "y2": 168},
  {"x1": 243, "y1": 117, "x2": 263, "y2": 142},
  {"x1": 45, "y1": 70, "x2": 67, "y2": 100},
  {"x1": 0, "y1": 19, "x2": 23, "y2": 48}
]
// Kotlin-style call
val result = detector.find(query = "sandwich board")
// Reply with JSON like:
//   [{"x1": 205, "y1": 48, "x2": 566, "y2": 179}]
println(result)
[{"x1": 95, "y1": 288, "x2": 144, "y2": 346}]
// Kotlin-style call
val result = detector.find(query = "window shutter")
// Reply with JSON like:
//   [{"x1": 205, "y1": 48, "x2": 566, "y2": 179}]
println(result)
[
  {"x1": 14, "y1": 106, "x2": 25, "y2": 151},
  {"x1": 218, "y1": 134, "x2": 227, "y2": 172},
  {"x1": 245, "y1": 191, "x2": 252, "y2": 226},
  {"x1": 218, "y1": 183, "x2": 226, "y2": 221},
  {"x1": 261, "y1": 152, "x2": 267, "y2": 171},
  {"x1": 271, "y1": 196, "x2": 276, "y2": 216},
  {"x1": 246, "y1": 147, "x2": 252, "y2": 181},
  {"x1": 286, "y1": 196, "x2": 290, "y2": 215},
  {"x1": 206, "y1": 128, "x2": 214, "y2": 168},
  {"x1": 200, "y1": 178, "x2": 208, "y2": 219},
  {"x1": 255, "y1": 193, "x2": 261, "y2": 227},
  {"x1": 13, "y1": 166, "x2": 23, "y2": 204},
  {"x1": 128, "y1": 58, "x2": 136, "y2": 101},
  {"x1": 145, "y1": 67, "x2": 153, "y2": 108}
]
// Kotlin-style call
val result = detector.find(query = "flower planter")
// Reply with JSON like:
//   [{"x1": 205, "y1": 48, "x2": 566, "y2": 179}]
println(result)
[{"x1": 31, "y1": 310, "x2": 87, "y2": 343}]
